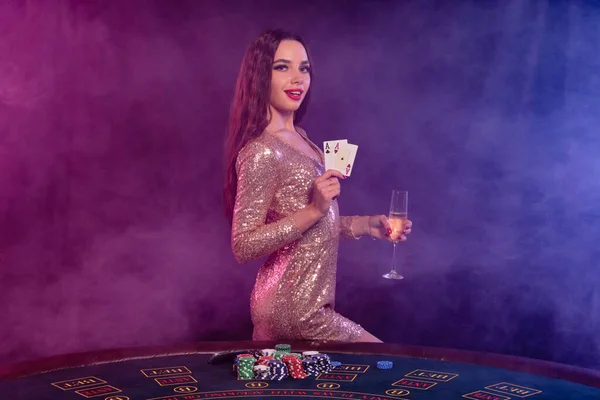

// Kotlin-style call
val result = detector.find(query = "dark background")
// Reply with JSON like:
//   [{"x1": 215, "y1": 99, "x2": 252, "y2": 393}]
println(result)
[{"x1": 1, "y1": 0, "x2": 599, "y2": 370}]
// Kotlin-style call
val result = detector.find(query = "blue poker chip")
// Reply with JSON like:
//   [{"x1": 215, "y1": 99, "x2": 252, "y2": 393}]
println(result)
[
  {"x1": 376, "y1": 360, "x2": 393, "y2": 370},
  {"x1": 331, "y1": 361, "x2": 342, "y2": 367}
]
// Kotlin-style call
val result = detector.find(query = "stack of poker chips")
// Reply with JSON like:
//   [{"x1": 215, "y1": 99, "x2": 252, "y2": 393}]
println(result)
[
  {"x1": 301, "y1": 351, "x2": 332, "y2": 375},
  {"x1": 275, "y1": 344, "x2": 291, "y2": 353},
  {"x1": 233, "y1": 353, "x2": 253, "y2": 371},
  {"x1": 282, "y1": 355, "x2": 307, "y2": 379},
  {"x1": 301, "y1": 358, "x2": 319, "y2": 377},
  {"x1": 236, "y1": 354, "x2": 257, "y2": 380},
  {"x1": 233, "y1": 346, "x2": 332, "y2": 381},
  {"x1": 267, "y1": 359, "x2": 288, "y2": 380},
  {"x1": 301, "y1": 351, "x2": 320, "y2": 377},
  {"x1": 253, "y1": 364, "x2": 271, "y2": 379},
  {"x1": 311, "y1": 353, "x2": 333, "y2": 373}
]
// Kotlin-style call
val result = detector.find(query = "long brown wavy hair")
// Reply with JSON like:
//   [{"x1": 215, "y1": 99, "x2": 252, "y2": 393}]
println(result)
[{"x1": 223, "y1": 29, "x2": 313, "y2": 222}]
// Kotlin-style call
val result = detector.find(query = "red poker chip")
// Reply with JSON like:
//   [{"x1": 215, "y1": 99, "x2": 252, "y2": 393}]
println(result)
[{"x1": 258, "y1": 357, "x2": 274, "y2": 366}]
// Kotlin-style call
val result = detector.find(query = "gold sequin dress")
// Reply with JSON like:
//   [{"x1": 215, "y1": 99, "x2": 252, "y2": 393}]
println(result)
[{"x1": 231, "y1": 130, "x2": 364, "y2": 342}]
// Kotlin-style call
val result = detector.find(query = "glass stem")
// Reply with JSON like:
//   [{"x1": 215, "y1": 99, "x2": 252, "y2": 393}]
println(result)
[{"x1": 391, "y1": 242, "x2": 398, "y2": 274}]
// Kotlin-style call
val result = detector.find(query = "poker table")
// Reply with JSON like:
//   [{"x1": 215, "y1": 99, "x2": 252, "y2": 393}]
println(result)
[{"x1": 1, "y1": 341, "x2": 600, "y2": 399}]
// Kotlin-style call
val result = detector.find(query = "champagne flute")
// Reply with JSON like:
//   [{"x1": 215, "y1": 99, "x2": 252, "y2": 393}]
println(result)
[{"x1": 383, "y1": 190, "x2": 408, "y2": 280}]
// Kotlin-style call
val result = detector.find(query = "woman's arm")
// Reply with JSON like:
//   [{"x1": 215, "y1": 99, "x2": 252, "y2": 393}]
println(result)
[
  {"x1": 340, "y1": 215, "x2": 370, "y2": 239},
  {"x1": 231, "y1": 141, "x2": 301, "y2": 263},
  {"x1": 340, "y1": 215, "x2": 405, "y2": 241},
  {"x1": 231, "y1": 141, "x2": 325, "y2": 263}
]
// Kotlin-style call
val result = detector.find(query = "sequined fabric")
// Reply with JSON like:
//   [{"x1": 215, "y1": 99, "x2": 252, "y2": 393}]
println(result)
[{"x1": 232, "y1": 130, "x2": 364, "y2": 341}]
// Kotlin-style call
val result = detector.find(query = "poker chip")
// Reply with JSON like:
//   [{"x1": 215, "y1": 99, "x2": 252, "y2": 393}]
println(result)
[
  {"x1": 233, "y1": 353, "x2": 254, "y2": 372},
  {"x1": 376, "y1": 360, "x2": 393, "y2": 370},
  {"x1": 275, "y1": 344, "x2": 291, "y2": 352},
  {"x1": 230, "y1": 348, "x2": 335, "y2": 381},
  {"x1": 282, "y1": 355, "x2": 307, "y2": 379},
  {"x1": 312, "y1": 354, "x2": 332, "y2": 373},
  {"x1": 257, "y1": 356, "x2": 274, "y2": 366},
  {"x1": 234, "y1": 353, "x2": 253, "y2": 364},
  {"x1": 267, "y1": 359, "x2": 289, "y2": 380},
  {"x1": 253, "y1": 364, "x2": 271, "y2": 380},
  {"x1": 274, "y1": 350, "x2": 290, "y2": 360},
  {"x1": 237, "y1": 356, "x2": 256, "y2": 379},
  {"x1": 302, "y1": 359, "x2": 319, "y2": 377},
  {"x1": 261, "y1": 349, "x2": 276, "y2": 357}
]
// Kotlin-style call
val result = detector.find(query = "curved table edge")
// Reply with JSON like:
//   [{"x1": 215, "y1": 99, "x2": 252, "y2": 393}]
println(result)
[{"x1": 0, "y1": 341, "x2": 599, "y2": 389}]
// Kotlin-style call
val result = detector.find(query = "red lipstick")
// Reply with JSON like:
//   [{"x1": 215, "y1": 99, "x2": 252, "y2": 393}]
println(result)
[{"x1": 284, "y1": 89, "x2": 303, "y2": 101}]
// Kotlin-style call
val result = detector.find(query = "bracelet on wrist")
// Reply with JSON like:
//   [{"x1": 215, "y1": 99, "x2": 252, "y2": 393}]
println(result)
[{"x1": 349, "y1": 216, "x2": 362, "y2": 240}]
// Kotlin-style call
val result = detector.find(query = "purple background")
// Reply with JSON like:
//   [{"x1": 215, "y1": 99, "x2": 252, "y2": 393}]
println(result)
[{"x1": 1, "y1": 0, "x2": 599, "y2": 369}]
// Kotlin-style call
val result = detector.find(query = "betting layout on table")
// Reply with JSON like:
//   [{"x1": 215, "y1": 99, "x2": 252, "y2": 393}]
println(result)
[{"x1": 1, "y1": 343, "x2": 600, "y2": 399}]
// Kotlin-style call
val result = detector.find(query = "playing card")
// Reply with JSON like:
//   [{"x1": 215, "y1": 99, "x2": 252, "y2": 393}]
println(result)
[
  {"x1": 334, "y1": 144, "x2": 350, "y2": 173},
  {"x1": 323, "y1": 139, "x2": 347, "y2": 171},
  {"x1": 343, "y1": 144, "x2": 358, "y2": 176}
]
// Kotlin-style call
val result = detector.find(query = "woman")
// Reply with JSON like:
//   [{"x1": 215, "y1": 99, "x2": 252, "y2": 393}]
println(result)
[{"x1": 224, "y1": 29, "x2": 412, "y2": 342}]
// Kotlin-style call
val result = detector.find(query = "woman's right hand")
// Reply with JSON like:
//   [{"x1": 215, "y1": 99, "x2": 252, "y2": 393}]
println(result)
[{"x1": 311, "y1": 169, "x2": 346, "y2": 217}]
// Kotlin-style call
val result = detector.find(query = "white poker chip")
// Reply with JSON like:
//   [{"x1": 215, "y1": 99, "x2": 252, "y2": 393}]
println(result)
[
  {"x1": 261, "y1": 348, "x2": 276, "y2": 356},
  {"x1": 302, "y1": 351, "x2": 319, "y2": 357}
]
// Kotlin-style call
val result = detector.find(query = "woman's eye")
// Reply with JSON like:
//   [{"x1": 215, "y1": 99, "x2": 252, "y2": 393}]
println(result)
[
  {"x1": 273, "y1": 65, "x2": 287, "y2": 71},
  {"x1": 301, "y1": 66, "x2": 311, "y2": 73}
]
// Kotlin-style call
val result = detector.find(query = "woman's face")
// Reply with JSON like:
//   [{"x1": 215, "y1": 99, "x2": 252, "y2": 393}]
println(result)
[{"x1": 269, "y1": 39, "x2": 311, "y2": 114}]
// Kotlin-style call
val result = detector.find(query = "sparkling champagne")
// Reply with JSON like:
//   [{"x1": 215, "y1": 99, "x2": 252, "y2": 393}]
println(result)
[
  {"x1": 383, "y1": 189, "x2": 408, "y2": 280},
  {"x1": 388, "y1": 212, "x2": 407, "y2": 241}
]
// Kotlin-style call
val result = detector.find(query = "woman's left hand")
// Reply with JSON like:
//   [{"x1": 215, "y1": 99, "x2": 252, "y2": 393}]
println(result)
[{"x1": 368, "y1": 215, "x2": 412, "y2": 242}]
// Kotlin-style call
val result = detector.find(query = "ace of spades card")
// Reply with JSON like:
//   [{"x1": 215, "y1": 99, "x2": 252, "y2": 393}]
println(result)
[
  {"x1": 323, "y1": 139, "x2": 346, "y2": 172},
  {"x1": 323, "y1": 139, "x2": 358, "y2": 176}
]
